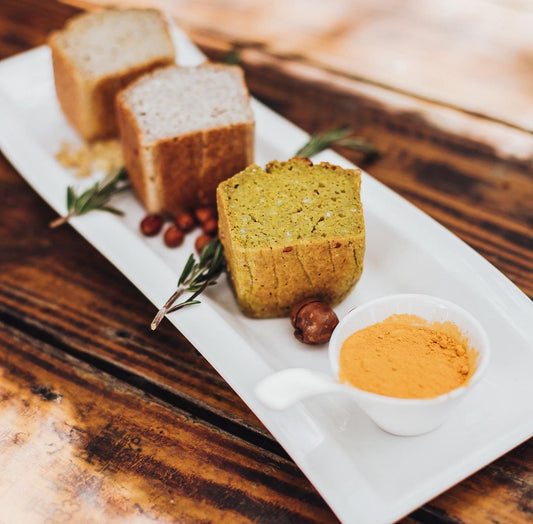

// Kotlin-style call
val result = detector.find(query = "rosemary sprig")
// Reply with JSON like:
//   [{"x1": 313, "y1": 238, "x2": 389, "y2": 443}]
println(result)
[
  {"x1": 222, "y1": 48, "x2": 241, "y2": 65},
  {"x1": 150, "y1": 238, "x2": 226, "y2": 330},
  {"x1": 50, "y1": 167, "x2": 130, "y2": 228},
  {"x1": 297, "y1": 126, "x2": 379, "y2": 160}
]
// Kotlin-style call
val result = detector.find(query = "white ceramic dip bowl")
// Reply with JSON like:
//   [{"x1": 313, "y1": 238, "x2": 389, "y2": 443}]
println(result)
[{"x1": 255, "y1": 294, "x2": 490, "y2": 436}]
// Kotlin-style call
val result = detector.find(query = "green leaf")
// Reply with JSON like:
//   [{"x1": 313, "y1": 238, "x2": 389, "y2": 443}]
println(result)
[
  {"x1": 198, "y1": 240, "x2": 214, "y2": 266},
  {"x1": 337, "y1": 138, "x2": 380, "y2": 158},
  {"x1": 222, "y1": 49, "x2": 240, "y2": 65},
  {"x1": 296, "y1": 126, "x2": 379, "y2": 160},
  {"x1": 99, "y1": 206, "x2": 125, "y2": 216},
  {"x1": 115, "y1": 166, "x2": 128, "y2": 180},
  {"x1": 66, "y1": 185, "x2": 75, "y2": 211},
  {"x1": 297, "y1": 126, "x2": 352, "y2": 157},
  {"x1": 51, "y1": 166, "x2": 130, "y2": 227},
  {"x1": 167, "y1": 300, "x2": 201, "y2": 314},
  {"x1": 151, "y1": 239, "x2": 226, "y2": 329},
  {"x1": 178, "y1": 254, "x2": 195, "y2": 286},
  {"x1": 74, "y1": 183, "x2": 98, "y2": 213}
]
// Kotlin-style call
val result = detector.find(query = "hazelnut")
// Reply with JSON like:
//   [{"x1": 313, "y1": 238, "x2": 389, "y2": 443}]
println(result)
[
  {"x1": 202, "y1": 217, "x2": 218, "y2": 236},
  {"x1": 163, "y1": 224, "x2": 185, "y2": 248},
  {"x1": 195, "y1": 233, "x2": 214, "y2": 254},
  {"x1": 140, "y1": 214, "x2": 163, "y2": 236},
  {"x1": 290, "y1": 298, "x2": 339, "y2": 345},
  {"x1": 175, "y1": 211, "x2": 196, "y2": 233},
  {"x1": 194, "y1": 206, "x2": 217, "y2": 224}
]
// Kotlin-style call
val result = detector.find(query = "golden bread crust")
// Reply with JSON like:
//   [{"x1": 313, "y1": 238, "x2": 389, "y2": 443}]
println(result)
[
  {"x1": 49, "y1": 33, "x2": 91, "y2": 139},
  {"x1": 153, "y1": 132, "x2": 203, "y2": 214},
  {"x1": 116, "y1": 123, "x2": 254, "y2": 214},
  {"x1": 197, "y1": 123, "x2": 254, "y2": 206},
  {"x1": 115, "y1": 94, "x2": 154, "y2": 210}
]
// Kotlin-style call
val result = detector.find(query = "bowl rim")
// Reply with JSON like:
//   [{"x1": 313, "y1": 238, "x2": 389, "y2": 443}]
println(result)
[{"x1": 329, "y1": 293, "x2": 491, "y2": 406}]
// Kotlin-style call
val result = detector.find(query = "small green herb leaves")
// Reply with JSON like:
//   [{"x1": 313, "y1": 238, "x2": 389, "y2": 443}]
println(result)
[
  {"x1": 50, "y1": 167, "x2": 130, "y2": 228},
  {"x1": 297, "y1": 126, "x2": 379, "y2": 160},
  {"x1": 176, "y1": 239, "x2": 225, "y2": 295},
  {"x1": 150, "y1": 238, "x2": 226, "y2": 330},
  {"x1": 222, "y1": 49, "x2": 241, "y2": 65}
]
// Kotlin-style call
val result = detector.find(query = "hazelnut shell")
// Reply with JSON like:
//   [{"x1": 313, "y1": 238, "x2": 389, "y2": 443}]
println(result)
[{"x1": 290, "y1": 298, "x2": 339, "y2": 345}]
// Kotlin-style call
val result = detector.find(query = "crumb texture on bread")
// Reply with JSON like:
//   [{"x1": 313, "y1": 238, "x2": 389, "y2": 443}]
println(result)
[
  {"x1": 49, "y1": 8, "x2": 175, "y2": 141},
  {"x1": 50, "y1": 9, "x2": 175, "y2": 79},
  {"x1": 217, "y1": 158, "x2": 365, "y2": 318},
  {"x1": 117, "y1": 64, "x2": 254, "y2": 213},
  {"x1": 121, "y1": 65, "x2": 253, "y2": 143}
]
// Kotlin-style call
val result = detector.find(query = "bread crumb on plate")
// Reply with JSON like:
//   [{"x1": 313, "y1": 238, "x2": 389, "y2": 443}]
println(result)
[{"x1": 55, "y1": 139, "x2": 124, "y2": 177}]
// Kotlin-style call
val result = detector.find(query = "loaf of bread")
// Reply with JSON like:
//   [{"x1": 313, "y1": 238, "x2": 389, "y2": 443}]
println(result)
[
  {"x1": 217, "y1": 157, "x2": 365, "y2": 318},
  {"x1": 116, "y1": 64, "x2": 254, "y2": 214},
  {"x1": 48, "y1": 8, "x2": 175, "y2": 141}
]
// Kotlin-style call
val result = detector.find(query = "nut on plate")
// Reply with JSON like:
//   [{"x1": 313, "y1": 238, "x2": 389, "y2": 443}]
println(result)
[
  {"x1": 140, "y1": 214, "x2": 163, "y2": 236},
  {"x1": 176, "y1": 211, "x2": 196, "y2": 232},
  {"x1": 290, "y1": 298, "x2": 339, "y2": 345},
  {"x1": 194, "y1": 206, "x2": 217, "y2": 225},
  {"x1": 163, "y1": 224, "x2": 185, "y2": 247},
  {"x1": 202, "y1": 217, "x2": 218, "y2": 236},
  {"x1": 195, "y1": 233, "x2": 214, "y2": 254}
]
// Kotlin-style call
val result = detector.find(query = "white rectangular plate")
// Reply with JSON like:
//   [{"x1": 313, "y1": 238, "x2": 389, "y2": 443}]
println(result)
[{"x1": 0, "y1": 27, "x2": 532, "y2": 524}]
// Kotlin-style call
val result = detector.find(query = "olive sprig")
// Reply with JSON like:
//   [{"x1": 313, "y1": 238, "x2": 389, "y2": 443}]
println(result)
[
  {"x1": 50, "y1": 167, "x2": 130, "y2": 228},
  {"x1": 150, "y1": 238, "x2": 225, "y2": 331},
  {"x1": 297, "y1": 126, "x2": 379, "y2": 160}
]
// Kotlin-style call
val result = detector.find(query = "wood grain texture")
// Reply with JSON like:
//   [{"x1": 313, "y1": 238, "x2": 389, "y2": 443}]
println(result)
[
  {"x1": 0, "y1": 324, "x2": 335, "y2": 524},
  {"x1": 0, "y1": 1, "x2": 531, "y2": 523},
  {"x1": 61, "y1": 0, "x2": 533, "y2": 133}
]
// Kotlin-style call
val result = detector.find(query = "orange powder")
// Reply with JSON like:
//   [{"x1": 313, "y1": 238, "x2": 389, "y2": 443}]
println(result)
[{"x1": 338, "y1": 314, "x2": 478, "y2": 399}]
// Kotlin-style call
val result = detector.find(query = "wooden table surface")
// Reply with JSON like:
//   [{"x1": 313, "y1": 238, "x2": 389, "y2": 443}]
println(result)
[{"x1": 0, "y1": 1, "x2": 532, "y2": 523}]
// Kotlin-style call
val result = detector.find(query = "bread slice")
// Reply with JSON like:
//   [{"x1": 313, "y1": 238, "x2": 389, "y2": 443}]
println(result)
[
  {"x1": 116, "y1": 64, "x2": 254, "y2": 214},
  {"x1": 217, "y1": 157, "x2": 365, "y2": 318},
  {"x1": 48, "y1": 8, "x2": 175, "y2": 141}
]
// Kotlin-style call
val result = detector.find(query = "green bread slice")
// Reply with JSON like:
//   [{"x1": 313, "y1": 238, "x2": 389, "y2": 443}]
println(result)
[{"x1": 217, "y1": 157, "x2": 365, "y2": 318}]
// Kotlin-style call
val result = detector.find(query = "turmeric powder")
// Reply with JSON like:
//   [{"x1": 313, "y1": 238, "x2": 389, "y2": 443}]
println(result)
[{"x1": 338, "y1": 314, "x2": 478, "y2": 399}]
